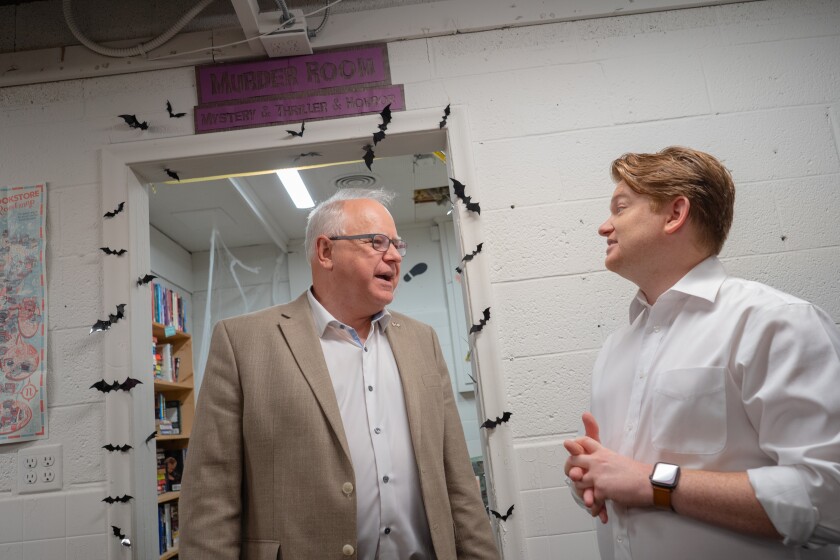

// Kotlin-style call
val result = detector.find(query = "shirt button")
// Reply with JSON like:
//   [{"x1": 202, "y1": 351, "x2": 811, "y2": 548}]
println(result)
[
  {"x1": 342, "y1": 482, "x2": 354, "y2": 495},
  {"x1": 383, "y1": 475, "x2": 390, "y2": 483},
  {"x1": 342, "y1": 544, "x2": 355, "y2": 556},
  {"x1": 384, "y1": 527, "x2": 391, "y2": 535},
  {"x1": 374, "y1": 427, "x2": 381, "y2": 434},
  {"x1": 653, "y1": 325, "x2": 661, "y2": 333},
  {"x1": 617, "y1": 537, "x2": 623, "y2": 544},
  {"x1": 364, "y1": 347, "x2": 368, "y2": 352},
  {"x1": 368, "y1": 385, "x2": 373, "y2": 392}
]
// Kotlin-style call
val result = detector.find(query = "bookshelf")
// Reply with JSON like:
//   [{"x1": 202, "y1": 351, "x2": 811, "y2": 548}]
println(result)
[{"x1": 152, "y1": 320, "x2": 193, "y2": 559}]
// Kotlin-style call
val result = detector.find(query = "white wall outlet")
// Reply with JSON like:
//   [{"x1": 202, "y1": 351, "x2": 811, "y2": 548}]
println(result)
[{"x1": 18, "y1": 444, "x2": 62, "y2": 494}]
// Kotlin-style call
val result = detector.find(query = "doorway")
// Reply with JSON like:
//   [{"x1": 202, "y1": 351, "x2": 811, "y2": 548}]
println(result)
[{"x1": 100, "y1": 108, "x2": 519, "y2": 557}]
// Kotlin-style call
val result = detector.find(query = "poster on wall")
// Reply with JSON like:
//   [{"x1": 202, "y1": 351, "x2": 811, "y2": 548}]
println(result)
[{"x1": 0, "y1": 183, "x2": 47, "y2": 444}]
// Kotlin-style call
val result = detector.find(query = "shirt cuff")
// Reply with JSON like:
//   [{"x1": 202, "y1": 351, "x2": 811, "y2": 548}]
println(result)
[{"x1": 748, "y1": 465, "x2": 819, "y2": 546}]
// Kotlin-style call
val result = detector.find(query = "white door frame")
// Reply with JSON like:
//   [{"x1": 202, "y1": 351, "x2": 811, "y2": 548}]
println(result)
[{"x1": 100, "y1": 106, "x2": 523, "y2": 558}]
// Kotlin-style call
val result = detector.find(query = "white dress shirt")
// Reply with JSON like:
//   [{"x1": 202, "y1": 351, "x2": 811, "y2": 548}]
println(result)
[
  {"x1": 589, "y1": 256, "x2": 840, "y2": 560},
  {"x1": 307, "y1": 290, "x2": 433, "y2": 560}
]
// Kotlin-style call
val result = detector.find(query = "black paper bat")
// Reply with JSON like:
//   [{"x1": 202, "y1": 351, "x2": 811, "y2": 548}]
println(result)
[
  {"x1": 108, "y1": 303, "x2": 127, "y2": 325},
  {"x1": 286, "y1": 121, "x2": 305, "y2": 137},
  {"x1": 481, "y1": 411, "x2": 512, "y2": 429},
  {"x1": 102, "y1": 443, "x2": 133, "y2": 452},
  {"x1": 137, "y1": 273, "x2": 157, "y2": 286},
  {"x1": 451, "y1": 178, "x2": 481, "y2": 214},
  {"x1": 100, "y1": 247, "x2": 127, "y2": 256},
  {"x1": 144, "y1": 431, "x2": 157, "y2": 444},
  {"x1": 488, "y1": 504, "x2": 514, "y2": 521},
  {"x1": 293, "y1": 151, "x2": 321, "y2": 163},
  {"x1": 111, "y1": 525, "x2": 131, "y2": 547},
  {"x1": 90, "y1": 320, "x2": 111, "y2": 334},
  {"x1": 378, "y1": 103, "x2": 392, "y2": 131},
  {"x1": 363, "y1": 144, "x2": 375, "y2": 170},
  {"x1": 166, "y1": 100, "x2": 186, "y2": 118},
  {"x1": 103, "y1": 202, "x2": 125, "y2": 218},
  {"x1": 469, "y1": 307, "x2": 491, "y2": 334},
  {"x1": 103, "y1": 494, "x2": 134, "y2": 504},
  {"x1": 118, "y1": 114, "x2": 148, "y2": 130},
  {"x1": 91, "y1": 379, "x2": 120, "y2": 392},
  {"x1": 372, "y1": 129, "x2": 386, "y2": 145},
  {"x1": 118, "y1": 377, "x2": 143, "y2": 391},
  {"x1": 456, "y1": 243, "x2": 483, "y2": 274},
  {"x1": 439, "y1": 104, "x2": 451, "y2": 128},
  {"x1": 165, "y1": 168, "x2": 180, "y2": 181},
  {"x1": 90, "y1": 377, "x2": 142, "y2": 393}
]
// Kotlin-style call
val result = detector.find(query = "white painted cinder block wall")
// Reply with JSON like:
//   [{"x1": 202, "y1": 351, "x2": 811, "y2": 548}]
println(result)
[{"x1": 0, "y1": 1, "x2": 838, "y2": 558}]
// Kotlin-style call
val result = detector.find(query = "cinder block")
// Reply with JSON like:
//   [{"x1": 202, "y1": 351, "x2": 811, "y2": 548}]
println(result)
[
  {"x1": 388, "y1": 39, "x2": 433, "y2": 84},
  {"x1": 22, "y1": 494, "x2": 65, "y2": 541},
  {"x1": 704, "y1": 36, "x2": 840, "y2": 114},
  {"x1": 482, "y1": 200, "x2": 610, "y2": 283},
  {"x1": 504, "y1": 351, "x2": 596, "y2": 438},
  {"x1": 515, "y1": 439, "x2": 574, "y2": 492},
  {"x1": 47, "y1": 404, "x2": 105, "y2": 486},
  {"x1": 55, "y1": 184, "x2": 100, "y2": 258},
  {"x1": 65, "y1": 487, "x2": 106, "y2": 537},
  {"x1": 520, "y1": 486, "x2": 595, "y2": 538},
  {"x1": 0, "y1": 454, "x2": 14, "y2": 493},
  {"x1": 601, "y1": 52, "x2": 710, "y2": 124},
  {"x1": 66, "y1": 534, "x2": 106, "y2": 560},
  {"x1": 713, "y1": 0, "x2": 840, "y2": 45},
  {"x1": 21, "y1": 538, "x2": 65, "y2": 559},
  {"x1": 771, "y1": 175, "x2": 840, "y2": 252},
  {"x1": 47, "y1": 255, "x2": 102, "y2": 330},
  {"x1": 82, "y1": 67, "x2": 195, "y2": 118},
  {"x1": 48, "y1": 327, "x2": 104, "y2": 407},
  {"x1": 723, "y1": 246, "x2": 840, "y2": 321},
  {"x1": 527, "y1": 531, "x2": 599, "y2": 560},
  {"x1": 444, "y1": 62, "x2": 613, "y2": 141},
  {"x1": 0, "y1": 495, "x2": 23, "y2": 544},
  {"x1": 721, "y1": 182, "x2": 785, "y2": 259},
  {"x1": 428, "y1": 21, "x2": 578, "y2": 79},
  {"x1": 0, "y1": 543, "x2": 22, "y2": 560},
  {"x1": 493, "y1": 271, "x2": 633, "y2": 359}
]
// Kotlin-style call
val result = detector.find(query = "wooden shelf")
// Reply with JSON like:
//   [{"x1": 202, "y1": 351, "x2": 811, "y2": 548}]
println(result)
[
  {"x1": 158, "y1": 491, "x2": 180, "y2": 504},
  {"x1": 152, "y1": 309, "x2": 193, "y2": 560}
]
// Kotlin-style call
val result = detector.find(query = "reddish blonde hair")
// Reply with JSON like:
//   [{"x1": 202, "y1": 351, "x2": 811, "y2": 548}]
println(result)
[{"x1": 611, "y1": 146, "x2": 735, "y2": 255}]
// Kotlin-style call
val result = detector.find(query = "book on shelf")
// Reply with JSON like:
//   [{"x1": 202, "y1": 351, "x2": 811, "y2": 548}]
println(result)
[
  {"x1": 156, "y1": 450, "x2": 167, "y2": 495},
  {"x1": 151, "y1": 282, "x2": 188, "y2": 333},
  {"x1": 164, "y1": 400, "x2": 181, "y2": 433},
  {"x1": 162, "y1": 448, "x2": 186, "y2": 492},
  {"x1": 170, "y1": 501, "x2": 180, "y2": 547}
]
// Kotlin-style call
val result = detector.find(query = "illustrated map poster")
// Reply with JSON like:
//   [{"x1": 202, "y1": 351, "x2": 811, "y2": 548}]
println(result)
[{"x1": 0, "y1": 184, "x2": 47, "y2": 444}]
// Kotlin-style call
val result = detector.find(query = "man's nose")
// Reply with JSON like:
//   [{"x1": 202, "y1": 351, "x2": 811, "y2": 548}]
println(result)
[{"x1": 597, "y1": 219, "x2": 612, "y2": 237}]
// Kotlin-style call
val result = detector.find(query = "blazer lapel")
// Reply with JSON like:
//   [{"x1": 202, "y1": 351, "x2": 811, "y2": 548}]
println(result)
[
  {"x1": 386, "y1": 317, "x2": 423, "y2": 458},
  {"x1": 276, "y1": 294, "x2": 352, "y2": 463}
]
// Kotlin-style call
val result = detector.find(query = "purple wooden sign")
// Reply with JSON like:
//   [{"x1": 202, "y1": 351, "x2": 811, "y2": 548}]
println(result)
[
  {"x1": 194, "y1": 85, "x2": 405, "y2": 134},
  {"x1": 196, "y1": 44, "x2": 391, "y2": 104}
]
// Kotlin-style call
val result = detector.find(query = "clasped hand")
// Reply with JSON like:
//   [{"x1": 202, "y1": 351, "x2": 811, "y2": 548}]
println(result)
[{"x1": 563, "y1": 412, "x2": 653, "y2": 524}]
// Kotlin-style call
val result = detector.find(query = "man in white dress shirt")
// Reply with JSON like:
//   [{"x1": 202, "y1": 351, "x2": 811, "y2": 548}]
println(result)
[{"x1": 564, "y1": 147, "x2": 840, "y2": 559}]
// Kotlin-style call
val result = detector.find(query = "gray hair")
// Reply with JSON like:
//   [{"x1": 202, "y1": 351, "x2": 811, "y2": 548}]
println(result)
[{"x1": 304, "y1": 188, "x2": 397, "y2": 260}]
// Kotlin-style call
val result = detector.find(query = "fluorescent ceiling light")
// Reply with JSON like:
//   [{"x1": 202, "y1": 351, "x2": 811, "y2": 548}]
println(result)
[{"x1": 276, "y1": 168, "x2": 314, "y2": 209}]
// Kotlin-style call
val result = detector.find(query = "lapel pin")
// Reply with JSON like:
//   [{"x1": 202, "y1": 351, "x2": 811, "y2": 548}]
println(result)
[{"x1": 391, "y1": 321, "x2": 400, "y2": 328}]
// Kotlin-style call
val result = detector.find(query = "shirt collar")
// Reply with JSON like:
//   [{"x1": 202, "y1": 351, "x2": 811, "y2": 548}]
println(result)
[
  {"x1": 628, "y1": 256, "x2": 727, "y2": 323},
  {"x1": 306, "y1": 288, "x2": 392, "y2": 337}
]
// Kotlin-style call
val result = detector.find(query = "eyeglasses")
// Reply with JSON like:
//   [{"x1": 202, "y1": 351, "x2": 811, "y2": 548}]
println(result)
[{"x1": 329, "y1": 233, "x2": 407, "y2": 256}]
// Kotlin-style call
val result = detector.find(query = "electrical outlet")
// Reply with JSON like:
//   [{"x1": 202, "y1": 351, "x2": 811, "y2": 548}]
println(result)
[{"x1": 18, "y1": 444, "x2": 62, "y2": 494}]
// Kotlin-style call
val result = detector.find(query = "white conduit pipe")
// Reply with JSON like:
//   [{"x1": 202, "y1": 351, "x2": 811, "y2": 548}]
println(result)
[{"x1": 62, "y1": 0, "x2": 216, "y2": 58}]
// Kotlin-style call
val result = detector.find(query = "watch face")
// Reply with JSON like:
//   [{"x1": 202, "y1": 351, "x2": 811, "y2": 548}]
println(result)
[{"x1": 652, "y1": 463, "x2": 679, "y2": 486}]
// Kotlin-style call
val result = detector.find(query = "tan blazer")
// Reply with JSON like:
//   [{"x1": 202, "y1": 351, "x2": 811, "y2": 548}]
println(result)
[{"x1": 180, "y1": 293, "x2": 500, "y2": 560}]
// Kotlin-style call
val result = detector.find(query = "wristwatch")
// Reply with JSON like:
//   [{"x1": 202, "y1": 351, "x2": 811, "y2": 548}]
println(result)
[{"x1": 650, "y1": 462, "x2": 680, "y2": 511}]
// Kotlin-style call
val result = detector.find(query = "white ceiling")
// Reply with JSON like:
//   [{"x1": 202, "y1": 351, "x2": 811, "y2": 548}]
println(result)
[{"x1": 147, "y1": 151, "x2": 452, "y2": 253}]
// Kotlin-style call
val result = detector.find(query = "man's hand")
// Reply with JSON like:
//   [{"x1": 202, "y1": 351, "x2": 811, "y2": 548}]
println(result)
[
  {"x1": 566, "y1": 432, "x2": 654, "y2": 509},
  {"x1": 564, "y1": 412, "x2": 608, "y2": 523}
]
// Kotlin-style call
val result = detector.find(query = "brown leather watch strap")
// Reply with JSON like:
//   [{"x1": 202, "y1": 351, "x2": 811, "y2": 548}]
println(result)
[{"x1": 652, "y1": 485, "x2": 673, "y2": 511}]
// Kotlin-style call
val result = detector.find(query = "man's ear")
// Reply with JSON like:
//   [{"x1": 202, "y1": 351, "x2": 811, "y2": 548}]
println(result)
[
  {"x1": 315, "y1": 236, "x2": 334, "y2": 271},
  {"x1": 664, "y1": 196, "x2": 691, "y2": 235}
]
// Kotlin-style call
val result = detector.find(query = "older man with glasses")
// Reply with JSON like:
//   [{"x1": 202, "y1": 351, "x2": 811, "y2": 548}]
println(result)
[{"x1": 180, "y1": 188, "x2": 500, "y2": 560}]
